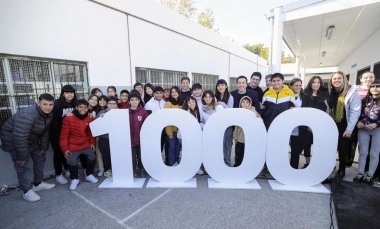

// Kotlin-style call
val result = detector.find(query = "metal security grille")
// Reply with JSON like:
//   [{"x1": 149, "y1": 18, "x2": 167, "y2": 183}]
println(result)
[
  {"x1": 229, "y1": 77, "x2": 237, "y2": 91},
  {"x1": 0, "y1": 55, "x2": 88, "y2": 128},
  {"x1": 136, "y1": 67, "x2": 187, "y2": 89},
  {"x1": 192, "y1": 73, "x2": 219, "y2": 91}
]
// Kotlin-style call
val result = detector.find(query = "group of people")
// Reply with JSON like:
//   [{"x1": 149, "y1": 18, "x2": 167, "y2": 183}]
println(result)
[{"x1": 1, "y1": 70, "x2": 379, "y2": 203}]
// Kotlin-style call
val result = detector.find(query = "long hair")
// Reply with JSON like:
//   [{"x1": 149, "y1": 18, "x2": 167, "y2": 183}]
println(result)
[
  {"x1": 305, "y1": 76, "x2": 327, "y2": 103},
  {"x1": 182, "y1": 96, "x2": 201, "y2": 123},
  {"x1": 364, "y1": 83, "x2": 380, "y2": 106},
  {"x1": 168, "y1": 86, "x2": 184, "y2": 105},
  {"x1": 215, "y1": 79, "x2": 231, "y2": 104},
  {"x1": 88, "y1": 94, "x2": 100, "y2": 114},
  {"x1": 289, "y1": 78, "x2": 306, "y2": 100},
  {"x1": 202, "y1": 90, "x2": 216, "y2": 109},
  {"x1": 107, "y1": 86, "x2": 117, "y2": 98},
  {"x1": 328, "y1": 71, "x2": 350, "y2": 97}
]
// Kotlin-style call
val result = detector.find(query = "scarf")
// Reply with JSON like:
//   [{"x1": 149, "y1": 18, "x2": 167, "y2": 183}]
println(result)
[
  {"x1": 329, "y1": 88, "x2": 345, "y2": 122},
  {"x1": 73, "y1": 110, "x2": 88, "y2": 120},
  {"x1": 202, "y1": 105, "x2": 214, "y2": 114}
]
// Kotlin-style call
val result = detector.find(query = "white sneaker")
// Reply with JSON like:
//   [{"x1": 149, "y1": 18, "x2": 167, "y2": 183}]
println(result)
[
  {"x1": 23, "y1": 189, "x2": 41, "y2": 202},
  {"x1": 85, "y1": 174, "x2": 98, "y2": 183},
  {"x1": 32, "y1": 182, "x2": 55, "y2": 192},
  {"x1": 196, "y1": 169, "x2": 204, "y2": 175},
  {"x1": 70, "y1": 179, "x2": 80, "y2": 191},
  {"x1": 97, "y1": 170, "x2": 104, "y2": 177},
  {"x1": 56, "y1": 175, "x2": 68, "y2": 185},
  {"x1": 104, "y1": 169, "x2": 112, "y2": 177}
]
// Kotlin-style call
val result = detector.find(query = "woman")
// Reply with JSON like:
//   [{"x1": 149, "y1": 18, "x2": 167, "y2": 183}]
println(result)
[
  {"x1": 215, "y1": 79, "x2": 234, "y2": 167},
  {"x1": 200, "y1": 90, "x2": 224, "y2": 130},
  {"x1": 354, "y1": 83, "x2": 380, "y2": 185},
  {"x1": 357, "y1": 72, "x2": 375, "y2": 99},
  {"x1": 164, "y1": 86, "x2": 184, "y2": 166},
  {"x1": 143, "y1": 83, "x2": 154, "y2": 105},
  {"x1": 328, "y1": 71, "x2": 361, "y2": 177},
  {"x1": 301, "y1": 76, "x2": 329, "y2": 168},
  {"x1": 289, "y1": 78, "x2": 305, "y2": 169}
]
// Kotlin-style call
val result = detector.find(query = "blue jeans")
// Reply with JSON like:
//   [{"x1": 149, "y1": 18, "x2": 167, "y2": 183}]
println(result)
[
  {"x1": 167, "y1": 132, "x2": 182, "y2": 166},
  {"x1": 223, "y1": 126, "x2": 233, "y2": 167},
  {"x1": 9, "y1": 150, "x2": 46, "y2": 192},
  {"x1": 358, "y1": 128, "x2": 380, "y2": 176}
]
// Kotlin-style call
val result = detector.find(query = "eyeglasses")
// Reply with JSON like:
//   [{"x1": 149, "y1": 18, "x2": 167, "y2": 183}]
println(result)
[
  {"x1": 370, "y1": 85, "x2": 380, "y2": 88},
  {"x1": 108, "y1": 103, "x2": 117, "y2": 105}
]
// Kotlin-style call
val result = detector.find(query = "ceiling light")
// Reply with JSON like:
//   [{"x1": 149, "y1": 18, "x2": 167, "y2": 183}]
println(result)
[
  {"x1": 326, "y1": 26, "x2": 335, "y2": 40},
  {"x1": 322, "y1": 51, "x2": 326, "y2": 57}
]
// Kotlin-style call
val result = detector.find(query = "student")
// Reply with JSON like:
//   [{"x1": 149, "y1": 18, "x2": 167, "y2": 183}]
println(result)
[
  {"x1": 128, "y1": 92, "x2": 149, "y2": 178},
  {"x1": 357, "y1": 72, "x2": 375, "y2": 99},
  {"x1": 215, "y1": 79, "x2": 234, "y2": 167},
  {"x1": 133, "y1": 82, "x2": 144, "y2": 98},
  {"x1": 180, "y1": 76, "x2": 192, "y2": 100},
  {"x1": 230, "y1": 76, "x2": 259, "y2": 110},
  {"x1": 143, "y1": 83, "x2": 154, "y2": 105},
  {"x1": 50, "y1": 85, "x2": 77, "y2": 185},
  {"x1": 88, "y1": 95, "x2": 104, "y2": 177},
  {"x1": 191, "y1": 83, "x2": 203, "y2": 108},
  {"x1": 301, "y1": 76, "x2": 329, "y2": 169},
  {"x1": 200, "y1": 90, "x2": 224, "y2": 129},
  {"x1": 328, "y1": 71, "x2": 361, "y2": 178},
  {"x1": 247, "y1": 72, "x2": 264, "y2": 102},
  {"x1": 0, "y1": 93, "x2": 56, "y2": 202},
  {"x1": 233, "y1": 96, "x2": 261, "y2": 167},
  {"x1": 107, "y1": 86, "x2": 117, "y2": 98},
  {"x1": 118, "y1": 89, "x2": 130, "y2": 109},
  {"x1": 88, "y1": 94, "x2": 100, "y2": 117},
  {"x1": 60, "y1": 99, "x2": 98, "y2": 190},
  {"x1": 354, "y1": 83, "x2": 380, "y2": 185},
  {"x1": 98, "y1": 95, "x2": 108, "y2": 110},
  {"x1": 96, "y1": 96, "x2": 119, "y2": 177},
  {"x1": 164, "y1": 86, "x2": 184, "y2": 166},
  {"x1": 261, "y1": 73, "x2": 295, "y2": 130},
  {"x1": 91, "y1": 88, "x2": 103, "y2": 97},
  {"x1": 163, "y1": 87, "x2": 170, "y2": 101}
]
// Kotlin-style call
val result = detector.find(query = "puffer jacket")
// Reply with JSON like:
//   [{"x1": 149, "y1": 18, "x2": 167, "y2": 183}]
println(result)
[
  {"x1": 0, "y1": 104, "x2": 53, "y2": 160},
  {"x1": 59, "y1": 114, "x2": 95, "y2": 152},
  {"x1": 129, "y1": 105, "x2": 149, "y2": 147}
]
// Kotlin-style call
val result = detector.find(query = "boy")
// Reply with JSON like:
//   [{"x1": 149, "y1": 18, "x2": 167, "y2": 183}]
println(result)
[
  {"x1": 180, "y1": 76, "x2": 192, "y2": 100},
  {"x1": 233, "y1": 96, "x2": 261, "y2": 167},
  {"x1": 96, "y1": 96, "x2": 118, "y2": 177},
  {"x1": 118, "y1": 89, "x2": 130, "y2": 109},
  {"x1": 128, "y1": 92, "x2": 149, "y2": 178},
  {"x1": 144, "y1": 86, "x2": 166, "y2": 113},
  {"x1": 191, "y1": 83, "x2": 203, "y2": 108},
  {"x1": 60, "y1": 99, "x2": 98, "y2": 190}
]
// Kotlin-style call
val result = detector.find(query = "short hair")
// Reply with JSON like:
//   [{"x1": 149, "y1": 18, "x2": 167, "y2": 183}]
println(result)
[
  {"x1": 181, "y1": 76, "x2": 190, "y2": 83},
  {"x1": 128, "y1": 92, "x2": 141, "y2": 102},
  {"x1": 76, "y1": 99, "x2": 89, "y2": 107},
  {"x1": 236, "y1": 75, "x2": 248, "y2": 83},
  {"x1": 120, "y1": 89, "x2": 130, "y2": 95},
  {"x1": 265, "y1": 74, "x2": 272, "y2": 80},
  {"x1": 153, "y1": 86, "x2": 164, "y2": 93},
  {"x1": 107, "y1": 96, "x2": 118, "y2": 103},
  {"x1": 39, "y1": 93, "x2": 54, "y2": 101},
  {"x1": 271, "y1": 73, "x2": 284, "y2": 81},
  {"x1": 133, "y1": 82, "x2": 143, "y2": 89},
  {"x1": 98, "y1": 95, "x2": 109, "y2": 102},
  {"x1": 192, "y1": 83, "x2": 202, "y2": 90},
  {"x1": 251, "y1": 72, "x2": 262, "y2": 80}
]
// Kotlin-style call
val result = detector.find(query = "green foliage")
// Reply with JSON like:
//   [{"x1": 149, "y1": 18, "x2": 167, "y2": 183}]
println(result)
[
  {"x1": 198, "y1": 7, "x2": 214, "y2": 29},
  {"x1": 243, "y1": 43, "x2": 295, "y2": 64}
]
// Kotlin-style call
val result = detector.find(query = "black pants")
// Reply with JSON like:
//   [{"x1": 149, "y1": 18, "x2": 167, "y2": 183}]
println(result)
[
  {"x1": 234, "y1": 142, "x2": 245, "y2": 167},
  {"x1": 290, "y1": 135, "x2": 303, "y2": 169},
  {"x1": 98, "y1": 138, "x2": 111, "y2": 172},
  {"x1": 51, "y1": 135, "x2": 68, "y2": 175},
  {"x1": 337, "y1": 125, "x2": 351, "y2": 170},
  {"x1": 132, "y1": 146, "x2": 144, "y2": 171},
  {"x1": 303, "y1": 130, "x2": 313, "y2": 158},
  {"x1": 67, "y1": 148, "x2": 96, "y2": 180}
]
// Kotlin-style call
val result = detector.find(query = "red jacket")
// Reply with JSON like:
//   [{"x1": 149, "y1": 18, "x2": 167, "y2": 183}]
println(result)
[
  {"x1": 129, "y1": 105, "x2": 149, "y2": 147},
  {"x1": 118, "y1": 101, "x2": 130, "y2": 109},
  {"x1": 60, "y1": 114, "x2": 95, "y2": 152}
]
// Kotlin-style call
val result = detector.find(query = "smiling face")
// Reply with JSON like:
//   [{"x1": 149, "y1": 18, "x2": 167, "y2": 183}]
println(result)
[
  {"x1": 370, "y1": 84, "x2": 380, "y2": 97},
  {"x1": 241, "y1": 99, "x2": 250, "y2": 109},
  {"x1": 88, "y1": 96, "x2": 98, "y2": 108},
  {"x1": 107, "y1": 100, "x2": 118, "y2": 110},
  {"x1": 193, "y1": 88, "x2": 202, "y2": 97},
  {"x1": 135, "y1": 85, "x2": 143, "y2": 95},
  {"x1": 145, "y1": 87, "x2": 153, "y2": 96},
  {"x1": 266, "y1": 77, "x2": 272, "y2": 88},
  {"x1": 76, "y1": 104, "x2": 89, "y2": 115},
  {"x1": 120, "y1": 93, "x2": 128, "y2": 103},
  {"x1": 129, "y1": 97, "x2": 140, "y2": 109},
  {"x1": 63, "y1": 92, "x2": 74, "y2": 102},
  {"x1": 250, "y1": 76, "x2": 260, "y2": 87},
  {"x1": 360, "y1": 72, "x2": 375, "y2": 88},
  {"x1": 271, "y1": 77, "x2": 284, "y2": 91},
  {"x1": 171, "y1": 88, "x2": 179, "y2": 100},
  {"x1": 217, "y1": 83, "x2": 227, "y2": 94},
  {"x1": 331, "y1": 73, "x2": 344, "y2": 89},
  {"x1": 181, "y1": 80, "x2": 190, "y2": 91},
  {"x1": 107, "y1": 88, "x2": 116, "y2": 97},
  {"x1": 237, "y1": 78, "x2": 247, "y2": 92},
  {"x1": 154, "y1": 91, "x2": 163, "y2": 101},
  {"x1": 38, "y1": 99, "x2": 54, "y2": 114},
  {"x1": 99, "y1": 98, "x2": 107, "y2": 108},
  {"x1": 290, "y1": 81, "x2": 302, "y2": 94},
  {"x1": 203, "y1": 93, "x2": 213, "y2": 105},
  {"x1": 187, "y1": 98, "x2": 196, "y2": 110}
]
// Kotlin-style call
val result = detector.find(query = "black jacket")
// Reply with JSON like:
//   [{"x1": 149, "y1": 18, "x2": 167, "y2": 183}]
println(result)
[
  {"x1": 0, "y1": 104, "x2": 53, "y2": 160},
  {"x1": 230, "y1": 89, "x2": 260, "y2": 111}
]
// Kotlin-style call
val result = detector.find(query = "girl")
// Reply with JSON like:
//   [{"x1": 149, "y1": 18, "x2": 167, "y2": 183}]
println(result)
[
  {"x1": 98, "y1": 95, "x2": 108, "y2": 110},
  {"x1": 215, "y1": 79, "x2": 234, "y2": 167},
  {"x1": 91, "y1": 88, "x2": 103, "y2": 97},
  {"x1": 163, "y1": 88, "x2": 170, "y2": 101},
  {"x1": 301, "y1": 76, "x2": 329, "y2": 168},
  {"x1": 164, "y1": 86, "x2": 184, "y2": 166},
  {"x1": 200, "y1": 90, "x2": 224, "y2": 129},
  {"x1": 289, "y1": 78, "x2": 305, "y2": 169},
  {"x1": 50, "y1": 85, "x2": 77, "y2": 185},
  {"x1": 143, "y1": 83, "x2": 154, "y2": 105},
  {"x1": 107, "y1": 86, "x2": 117, "y2": 98},
  {"x1": 328, "y1": 71, "x2": 361, "y2": 177},
  {"x1": 357, "y1": 72, "x2": 375, "y2": 99},
  {"x1": 354, "y1": 82, "x2": 380, "y2": 185}
]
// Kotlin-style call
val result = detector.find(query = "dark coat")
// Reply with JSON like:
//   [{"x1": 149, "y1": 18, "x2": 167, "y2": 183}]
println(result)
[
  {"x1": 0, "y1": 104, "x2": 53, "y2": 160},
  {"x1": 129, "y1": 105, "x2": 149, "y2": 147},
  {"x1": 230, "y1": 89, "x2": 260, "y2": 111}
]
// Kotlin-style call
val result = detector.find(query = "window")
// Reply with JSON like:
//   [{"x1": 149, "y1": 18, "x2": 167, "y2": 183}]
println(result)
[
  {"x1": 346, "y1": 74, "x2": 350, "y2": 81},
  {"x1": 229, "y1": 77, "x2": 237, "y2": 91},
  {"x1": 0, "y1": 55, "x2": 89, "y2": 127},
  {"x1": 374, "y1": 61, "x2": 380, "y2": 82},
  {"x1": 135, "y1": 67, "x2": 187, "y2": 89},
  {"x1": 356, "y1": 66, "x2": 371, "y2": 85},
  {"x1": 192, "y1": 73, "x2": 219, "y2": 91}
]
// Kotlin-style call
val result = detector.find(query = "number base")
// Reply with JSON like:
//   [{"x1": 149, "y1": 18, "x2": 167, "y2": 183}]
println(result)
[
  {"x1": 98, "y1": 177, "x2": 146, "y2": 188},
  {"x1": 208, "y1": 178, "x2": 262, "y2": 189},
  {"x1": 146, "y1": 178, "x2": 197, "y2": 188},
  {"x1": 268, "y1": 180, "x2": 330, "y2": 194}
]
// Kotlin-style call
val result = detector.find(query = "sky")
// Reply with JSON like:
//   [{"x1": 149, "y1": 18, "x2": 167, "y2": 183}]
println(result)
[{"x1": 155, "y1": 0, "x2": 298, "y2": 47}]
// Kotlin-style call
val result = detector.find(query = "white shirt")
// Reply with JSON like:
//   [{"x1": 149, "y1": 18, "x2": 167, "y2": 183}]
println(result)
[{"x1": 144, "y1": 98, "x2": 166, "y2": 112}]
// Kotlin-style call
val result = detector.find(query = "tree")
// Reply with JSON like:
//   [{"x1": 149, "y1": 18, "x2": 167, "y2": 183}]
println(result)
[
  {"x1": 243, "y1": 43, "x2": 264, "y2": 56},
  {"x1": 198, "y1": 7, "x2": 214, "y2": 29},
  {"x1": 243, "y1": 43, "x2": 295, "y2": 64},
  {"x1": 161, "y1": 0, "x2": 197, "y2": 18}
]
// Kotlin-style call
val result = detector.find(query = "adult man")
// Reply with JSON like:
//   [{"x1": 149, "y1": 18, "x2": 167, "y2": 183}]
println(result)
[
  {"x1": 263, "y1": 74, "x2": 272, "y2": 95},
  {"x1": 0, "y1": 93, "x2": 56, "y2": 202},
  {"x1": 247, "y1": 72, "x2": 264, "y2": 102},
  {"x1": 180, "y1": 76, "x2": 192, "y2": 100},
  {"x1": 230, "y1": 75, "x2": 259, "y2": 111},
  {"x1": 261, "y1": 73, "x2": 295, "y2": 130}
]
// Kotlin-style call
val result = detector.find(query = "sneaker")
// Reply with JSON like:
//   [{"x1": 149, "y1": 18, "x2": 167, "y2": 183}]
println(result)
[
  {"x1": 196, "y1": 169, "x2": 204, "y2": 175},
  {"x1": 32, "y1": 182, "x2": 55, "y2": 192},
  {"x1": 70, "y1": 179, "x2": 80, "y2": 191},
  {"x1": 104, "y1": 169, "x2": 112, "y2": 178},
  {"x1": 64, "y1": 170, "x2": 70, "y2": 177},
  {"x1": 85, "y1": 174, "x2": 98, "y2": 183},
  {"x1": 23, "y1": 189, "x2": 41, "y2": 202},
  {"x1": 97, "y1": 170, "x2": 104, "y2": 177},
  {"x1": 353, "y1": 174, "x2": 365, "y2": 183},
  {"x1": 364, "y1": 176, "x2": 374, "y2": 185},
  {"x1": 56, "y1": 175, "x2": 68, "y2": 185}
]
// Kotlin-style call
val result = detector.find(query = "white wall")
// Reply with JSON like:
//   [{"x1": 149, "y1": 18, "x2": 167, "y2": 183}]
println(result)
[{"x1": 338, "y1": 29, "x2": 380, "y2": 84}]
